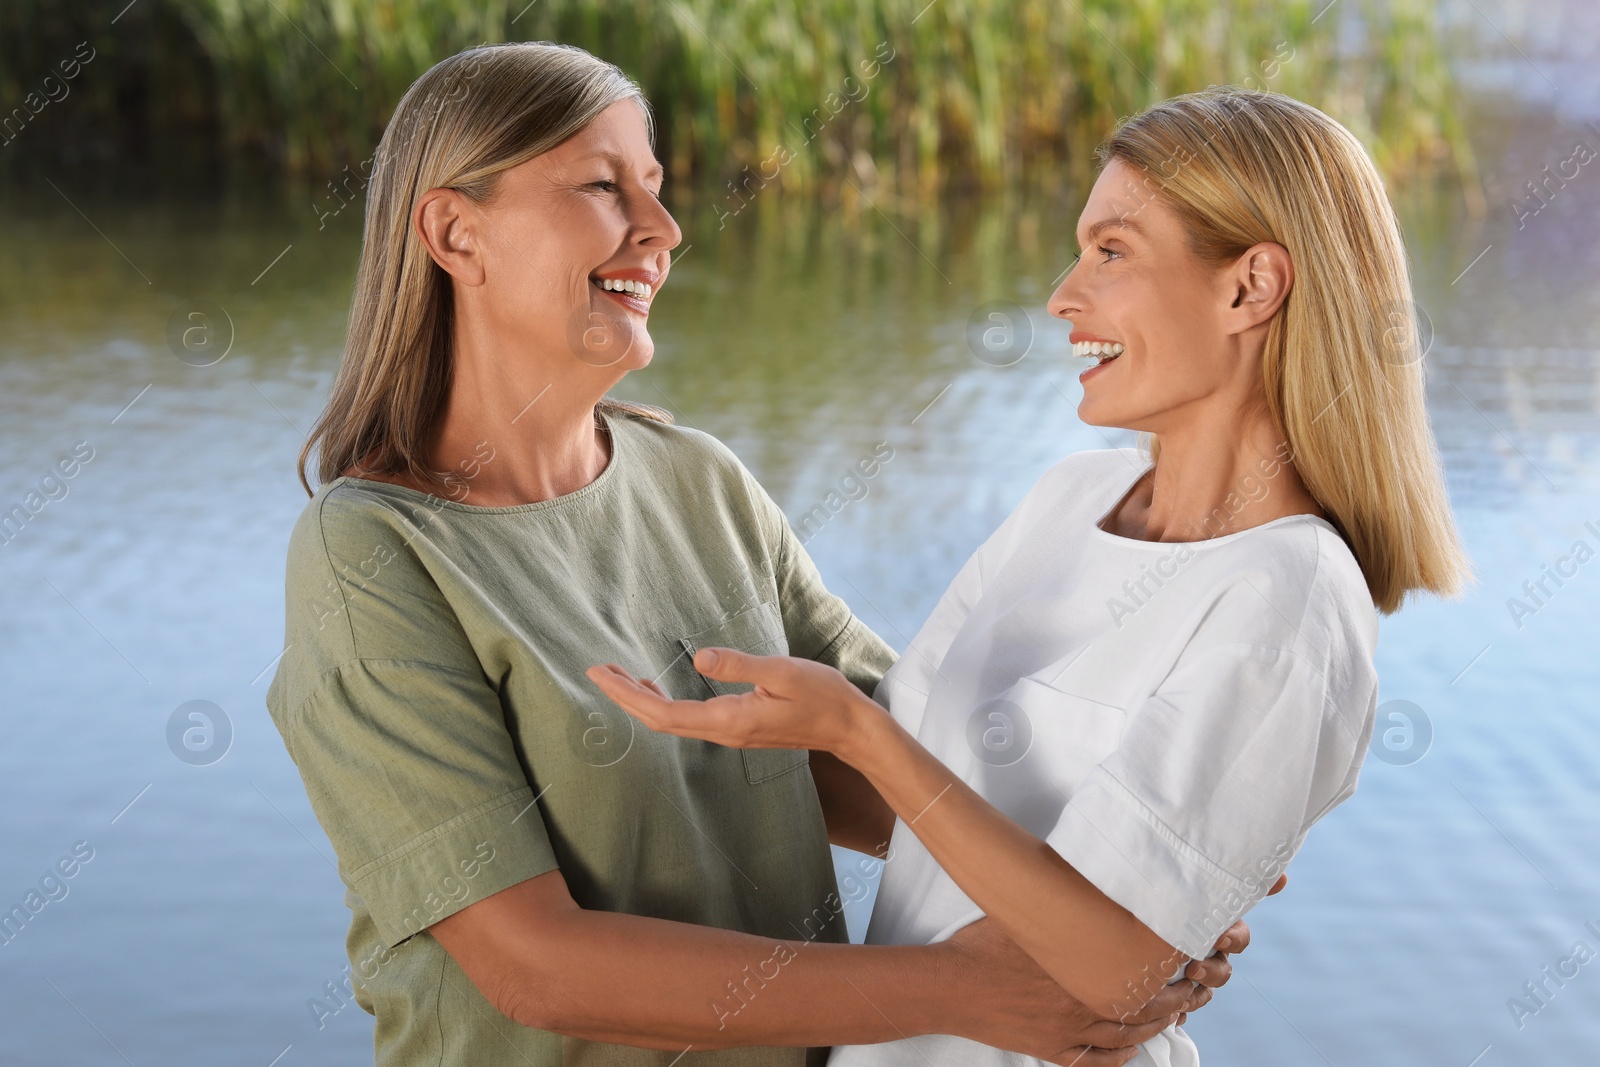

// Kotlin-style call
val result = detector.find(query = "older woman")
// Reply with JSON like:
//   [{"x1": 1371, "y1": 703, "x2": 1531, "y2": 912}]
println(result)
[
  {"x1": 265, "y1": 43, "x2": 1250, "y2": 1067},
  {"x1": 589, "y1": 88, "x2": 1470, "y2": 1067}
]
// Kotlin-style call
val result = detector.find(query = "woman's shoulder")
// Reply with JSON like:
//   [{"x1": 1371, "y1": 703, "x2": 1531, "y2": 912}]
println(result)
[
  {"x1": 1199, "y1": 515, "x2": 1380, "y2": 671},
  {"x1": 1301, "y1": 519, "x2": 1380, "y2": 652},
  {"x1": 609, "y1": 408, "x2": 744, "y2": 471},
  {"x1": 296, "y1": 475, "x2": 410, "y2": 532},
  {"x1": 281, "y1": 476, "x2": 440, "y2": 584},
  {"x1": 608, "y1": 411, "x2": 774, "y2": 510}
]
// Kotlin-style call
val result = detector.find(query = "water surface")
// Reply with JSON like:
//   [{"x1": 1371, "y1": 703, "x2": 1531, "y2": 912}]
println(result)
[{"x1": 2, "y1": 35, "x2": 1598, "y2": 1067}]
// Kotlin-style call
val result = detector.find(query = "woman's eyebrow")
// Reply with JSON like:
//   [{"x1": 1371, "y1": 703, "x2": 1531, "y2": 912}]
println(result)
[
  {"x1": 1077, "y1": 215, "x2": 1147, "y2": 245},
  {"x1": 587, "y1": 150, "x2": 665, "y2": 182}
]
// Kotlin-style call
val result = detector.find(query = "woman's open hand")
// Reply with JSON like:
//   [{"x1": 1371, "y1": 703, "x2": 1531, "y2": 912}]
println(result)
[{"x1": 585, "y1": 648, "x2": 881, "y2": 757}]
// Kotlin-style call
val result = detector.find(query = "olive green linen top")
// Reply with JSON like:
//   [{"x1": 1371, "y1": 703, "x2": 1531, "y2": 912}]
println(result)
[{"x1": 265, "y1": 410, "x2": 896, "y2": 1066}]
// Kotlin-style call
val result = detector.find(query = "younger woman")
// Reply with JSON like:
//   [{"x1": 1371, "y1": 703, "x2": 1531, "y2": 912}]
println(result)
[{"x1": 589, "y1": 88, "x2": 1470, "y2": 1066}]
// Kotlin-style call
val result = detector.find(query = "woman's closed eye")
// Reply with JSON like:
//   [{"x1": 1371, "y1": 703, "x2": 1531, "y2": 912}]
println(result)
[{"x1": 588, "y1": 178, "x2": 665, "y2": 201}]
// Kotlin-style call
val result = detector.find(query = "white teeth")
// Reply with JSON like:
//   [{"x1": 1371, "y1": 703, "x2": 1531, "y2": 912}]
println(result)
[
  {"x1": 597, "y1": 278, "x2": 652, "y2": 298},
  {"x1": 1072, "y1": 340, "x2": 1125, "y2": 359}
]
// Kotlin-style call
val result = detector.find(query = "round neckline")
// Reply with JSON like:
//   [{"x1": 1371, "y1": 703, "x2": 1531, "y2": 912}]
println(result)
[
  {"x1": 1091, "y1": 456, "x2": 1339, "y2": 548},
  {"x1": 327, "y1": 408, "x2": 625, "y2": 514}
]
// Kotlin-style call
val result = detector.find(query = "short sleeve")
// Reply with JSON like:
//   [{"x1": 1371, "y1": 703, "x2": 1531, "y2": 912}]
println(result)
[
  {"x1": 1044, "y1": 636, "x2": 1374, "y2": 962},
  {"x1": 278, "y1": 661, "x2": 561, "y2": 949},
  {"x1": 266, "y1": 491, "x2": 561, "y2": 949}
]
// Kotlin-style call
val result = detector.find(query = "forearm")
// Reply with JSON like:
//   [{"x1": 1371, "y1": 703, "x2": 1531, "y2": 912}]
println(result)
[
  {"x1": 842, "y1": 703, "x2": 1184, "y2": 1018},
  {"x1": 809, "y1": 748, "x2": 895, "y2": 856},
  {"x1": 497, "y1": 904, "x2": 951, "y2": 1048}
]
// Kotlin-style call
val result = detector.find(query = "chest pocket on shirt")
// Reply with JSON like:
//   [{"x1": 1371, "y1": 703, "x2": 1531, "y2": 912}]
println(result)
[
  {"x1": 679, "y1": 600, "x2": 808, "y2": 784},
  {"x1": 991, "y1": 677, "x2": 1128, "y2": 815}
]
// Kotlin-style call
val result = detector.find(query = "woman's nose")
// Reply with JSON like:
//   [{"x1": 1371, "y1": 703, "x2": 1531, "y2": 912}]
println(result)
[
  {"x1": 1048, "y1": 262, "x2": 1085, "y2": 319},
  {"x1": 633, "y1": 191, "x2": 682, "y2": 251}
]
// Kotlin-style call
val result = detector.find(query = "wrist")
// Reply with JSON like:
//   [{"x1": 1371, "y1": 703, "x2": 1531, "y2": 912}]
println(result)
[
  {"x1": 835, "y1": 691, "x2": 897, "y2": 771},
  {"x1": 894, "y1": 941, "x2": 960, "y2": 1040},
  {"x1": 919, "y1": 938, "x2": 987, "y2": 1042}
]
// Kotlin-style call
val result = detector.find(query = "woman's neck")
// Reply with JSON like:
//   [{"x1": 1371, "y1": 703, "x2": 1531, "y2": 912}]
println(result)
[
  {"x1": 434, "y1": 351, "x2": 615, "y2": 505},
  {"x1": 1102, "y1": 414, "x2": 1327, "y2": 543},
  {"x1": 353, "y1": 322, "x2": 620, "y2": 506}
]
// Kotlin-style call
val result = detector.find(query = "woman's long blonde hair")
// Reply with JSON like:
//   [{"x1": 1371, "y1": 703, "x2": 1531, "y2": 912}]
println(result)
[
  {"x1": 298, "y1": 42, "x2": 671, "y2": 497},
  {"x1": 1101, "y1": 88, "x2": 1469, "y2": 613}
]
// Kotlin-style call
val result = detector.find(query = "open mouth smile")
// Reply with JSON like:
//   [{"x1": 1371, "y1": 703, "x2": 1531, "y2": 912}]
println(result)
[
  {"x1": 591, "y1": 271, "x2": 656, "y2": 314},
  {"x1": 1073, "y1": 337, "x2": 1124, "y2": 381}
]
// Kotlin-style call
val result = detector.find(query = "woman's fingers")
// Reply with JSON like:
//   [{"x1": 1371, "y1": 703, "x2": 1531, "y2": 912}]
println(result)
[
  {"x1": 586, "y1": 665, "x2": 693, "y2": 729},
  {"x1": 586, "y1": 663, "x2": 762, "y2": 745},
  {"x1": 1081, "y1": 1011, "x2": 1183, "y2": 1049},
  {"x1": 693, "y1": 646, "x2": 788, "y2": 686},
  {"x1": 1215, "y1": 918, "x2": 1250, "y2": 955},
  {"x1": 1128, "y1": 976, "x2": 1210, "y2": 1024},
  {"x1": 1182, "y1": 982, "x2": 1214, "y2": 1014},
  {"x1": 585, "y1": 664, "x2": 651, "y2": 702},
  {"x1": 1185, "y1": 951, "x2": 1232, "y2": 988}
]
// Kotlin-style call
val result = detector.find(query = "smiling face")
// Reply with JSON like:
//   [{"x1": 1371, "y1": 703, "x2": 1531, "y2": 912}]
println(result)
[
  {"x1": 438, "y1": 98, "x2": 682, "y2": 381},
  {"x1": 1047, "y1": 158, "x2": 1270, "y2": 435}
]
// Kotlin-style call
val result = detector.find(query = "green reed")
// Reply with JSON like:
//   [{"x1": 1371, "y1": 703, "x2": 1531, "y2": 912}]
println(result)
[{"x1": 0, "y1": 0, "x2": 1478, "y2": 202}]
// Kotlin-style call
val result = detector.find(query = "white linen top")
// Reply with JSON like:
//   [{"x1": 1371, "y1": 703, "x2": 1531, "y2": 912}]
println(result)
[{"x1": 827, "y1": 448, "x2": 1380, "y2": 1067}]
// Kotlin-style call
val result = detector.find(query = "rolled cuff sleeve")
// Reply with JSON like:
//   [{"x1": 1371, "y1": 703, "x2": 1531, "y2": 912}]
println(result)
[
  {"x1": 349, "y1": 785, "x2": 558, "y2": 948},
  {"x1": 276, "y1": 659, "x2": 562, "y2": 949},
  {"x1": 1045, "y1": 641, "x2": 1370, "y2": 963},
  {"x1": 1044, "y1": 769, "x2": 1274, "y2": 963}
]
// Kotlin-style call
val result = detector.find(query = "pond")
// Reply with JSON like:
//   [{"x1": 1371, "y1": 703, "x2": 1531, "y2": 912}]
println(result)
[{"x1": 1, "y1": 46, "x2": 1597, "y2": 1067}]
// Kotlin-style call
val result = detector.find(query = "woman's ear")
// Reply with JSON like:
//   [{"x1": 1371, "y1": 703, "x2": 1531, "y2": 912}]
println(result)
[
  {"x1": 413, "y1": 187, "x2": 487, "y2": 286},
  {"x1": 1225, "y1": 242, "x2": 1293, "y2": 330}
]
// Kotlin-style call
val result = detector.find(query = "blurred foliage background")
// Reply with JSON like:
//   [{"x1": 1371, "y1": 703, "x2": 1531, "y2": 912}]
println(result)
[{"x1": 0, "y1": 0, "x2": 1478, "y2": 203}]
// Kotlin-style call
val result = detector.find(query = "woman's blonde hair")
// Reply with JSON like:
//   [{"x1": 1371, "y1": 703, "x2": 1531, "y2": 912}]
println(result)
[
  {"x1": 1098, "y1": 88, "x2": 1470, "y2": 614},
  {"x1": 298, "y1": 42, "x2": 671, "y2": 497}
]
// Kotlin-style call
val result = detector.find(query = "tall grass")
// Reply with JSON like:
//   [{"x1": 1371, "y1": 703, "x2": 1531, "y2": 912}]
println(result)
[{"x1": 0, "y1": 0, "x2": 1477, "y2": 201}]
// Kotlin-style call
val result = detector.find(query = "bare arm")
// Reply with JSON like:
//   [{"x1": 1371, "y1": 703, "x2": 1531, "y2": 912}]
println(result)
[
  {"x1": 841, "y1": 709, "x2": 1182, "y2": 1018},
  {"x1": 588, "y1": 652, "x2": 1277, "y2": 1023},
  {"x1": 809, "y1": 748, "x2": 895, "y2": 856},
  {"x1": 429, "y1": 865, "x2": 1207, "y2": 1061},
  {"x1": 809, "y1": 734, "x2": 1269, "y2": 1026},
  {"x1": 429, "y1": 868, "x2": 942, "y2": 1048}
]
